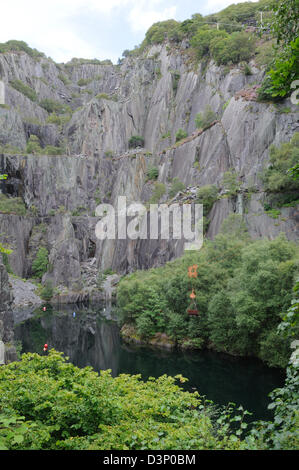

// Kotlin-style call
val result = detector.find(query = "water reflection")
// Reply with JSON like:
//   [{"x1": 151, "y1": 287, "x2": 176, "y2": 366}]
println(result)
[{"x1": 14, "y1": 305, "x2": 285, "y2": 421}]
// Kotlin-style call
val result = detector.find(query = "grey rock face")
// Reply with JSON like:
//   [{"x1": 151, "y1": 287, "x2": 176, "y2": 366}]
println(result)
[
  {"x1": 0, "y1": 255, "x2": 17, "y2": 362},
  {"x1": 0, "y1": 44, "x2": 298, "y2": 299}
]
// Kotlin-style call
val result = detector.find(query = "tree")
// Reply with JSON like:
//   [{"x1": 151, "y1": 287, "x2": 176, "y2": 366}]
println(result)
[
  {"x1": 128, "y1": 135, "x2": 145, "y2": 148},
  {"x1": 258, "y1": 0, "x2": 299, "y2": 100},
  {"x1": 196, "y1": 184, "x2": 218, "y2": 215},
  {"x1": 195, "y1": 106, "x2": 217, "y2": 129},
  {"x1": 175, "y1": 129, "x2": 187, "y2": 142},
  {"x1": 32, "y1": 247, "x2": 49, "y2": 278}
]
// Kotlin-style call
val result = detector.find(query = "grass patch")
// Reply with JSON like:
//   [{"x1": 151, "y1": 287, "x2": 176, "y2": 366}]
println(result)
[{"x1": 0, "y1": 194, "x2": 27, "y2": 215}]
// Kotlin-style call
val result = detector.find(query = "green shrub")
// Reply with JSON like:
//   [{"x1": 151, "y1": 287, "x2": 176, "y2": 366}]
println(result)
[
  {"x1": 195, "y1": 105, "x2": 217, "y2": 129},
  {"x1": 190, "y1": 28, "x2": 228, "y2": 60},
  {"x1": 149, "y1": 182, "x2": 166, "y2": 204},
  {"x1": 128, "y1": 135, "x2": 145, "y2": 148},
  {"x1": 58, "y1": 73, "x2": 70, "y2": 85},
  {"x1": 46, "y1": 113, "x2": 61, "y2": 125},
  {"x1": 258, "y1": 38, "x2": 299, "y2": 101},
  {"x1": 40, "y1": 281, "x2": 53, "y2": 301},
  {"x1": 175, "y1": 129, "x2": 187, "y2": 142},
  {"x1": 0, "y1": 40, "x2": 44, "y2": 58},
  {"x1": 0, "y1": 193, "x2": 26, "y2": 215},
  {"x1": 146, "y1": 166, "x2": 159, "y2": 181},
  {"x1": 118, "y1": 221, "x2": 298, "y2": 369},
  {"x1": 210, "y1": 31, "x2": 256, "y2": 65},
  {"x1": 39, "y1": 99, "x2": 71, "y2": 115},
  {"x1": 26, "y1": 135, "x2": 42, "y2": 154},
  {"x1": 169, "y1": 178, "x2": 185, "y2": 198},
  {"x1": 32, "y1": 247, "x2": 49, "y2": 279},
  {"x1": 44, "y1": 145, "x2": 64, "y2": 155},
  {"x1": 77, "y1": 78, "x2": 92, "y2": 86},
  {"x1": 0, "y1": 349, "x2": 248, "y2": 450},
  {"x1": 196, "y1": 184, "x2": 218, "y2": 215},
  {"x1": 9, "y1": 79, "x2": 37, "y2": 102},
  {"x1": 170, "y1": 71, "x2": 180, "y2": 93},
  {"x1": 144, "y1": 19, "x2": 183, "y2": 45},
  {"x1": 222, "y1": 170, "x2": 241, "y2": 196},
  {"x1": 262, "y1": 133, "x2": 299, "y2": 197}
]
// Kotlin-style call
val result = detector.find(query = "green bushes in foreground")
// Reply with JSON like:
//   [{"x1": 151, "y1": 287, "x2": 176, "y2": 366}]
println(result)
[
  {"x1": 0, "y1": 344, "x2": 298, "y2": 450},
  {"x1": 0, "y1": 349, "x2": 243, "y2": 450},
  {"x1": 117, "y1": 216, "x2": 298, "y2": 368}
]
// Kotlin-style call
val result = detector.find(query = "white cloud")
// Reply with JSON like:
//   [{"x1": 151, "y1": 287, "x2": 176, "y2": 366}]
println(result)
[
  {"x1": 128, "y1": 2, "x2": 177, "y2": 33},
  {"x1": 200, "y1": 0, "x2": 259, "y2": 15},
  {"x1": 0, "y1": 0, "x2": 257, "y2": 63}
]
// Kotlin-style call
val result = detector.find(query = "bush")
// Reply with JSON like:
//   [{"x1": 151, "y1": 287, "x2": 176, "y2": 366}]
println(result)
[
  {"x1": 39, "y1": 99, "x2": 71, "y2": 115},
  {"x1": 40, "y1": 281, "x2": 53, "y2": 301},
  {"x1": 262, "y1": 133, "x2": 299, "y2": 195},
  {"x1": 46, "y1": 113, "x2": 71, "y2": 127},
  {"x1": 0, "y1": 349, "x2": 247, "y2": 450},
  {"x1": 144, "y1": 20, "x2": 183, "y2": 45},
  {"x1": 26, "y1": 135, "x2": 42, "y2": 154},
  {"x1": 222, "y1": 170, "x2": 241, "y2": 196},
  {"x1": 128, "y1": 135, "x2": 145, "y2": 148},
  {"x1": 117, "y1": 217, "x2": 298, "y2": 368},
  {"x1": 0, "y1": 40, "x2": 44, "y2": 58},
  {"x1": 175, "y1": 129, "x2": 188, "y2": 142},
  {"x1": 149, "y1": 182, "x2": 166, "y2": 204},
  {"x1": 195, "y1": 106, "x2": 217, "y2": 129},
  {"x1": 210, "y1": 31, "x2": 256, "y2": 65},
  {"x1": 169, "y1": 178, "x2": 185, "y2": 198},
  {"x1": 196, "y1": 184, "x2": 218, "y2": 215},
  {"x1": 32, "y1": 247, "x2": 49, "y2": 279},
  {"x1": 0, "y1": 193, "x2": 26, "y2": 215},
  {"x1": 258, "y1": 39, "x2": 299, "y2": 101},
  {"x1": 190, "y1": 28, "x2": 228, "y2": 60},
  {"x1": 9, "y1": 79, "x2": 37, "y2": 102},
  {"x1": 44, "y1": 145, "x2": 64, "y2": 155},
  {"x1": 77, "y1": 78, "x2": 92, "y2": 86},
  {"x1": 146, "y1": 166, "x2": 159, "y2": 181}
]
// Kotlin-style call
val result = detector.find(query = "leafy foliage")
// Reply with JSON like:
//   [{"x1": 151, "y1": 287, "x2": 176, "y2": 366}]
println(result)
[
  {"x1": 118, "y1": 220, "x2": 298, "y2": 368},
  {"x1": 0, "y1": 40, "x2": 44, "y2": 58},
  {"x1": 258, "y1": 0, "x2": 299, "y2": 101},
  {"x1": 40, "y1": 281, "x2": 53, "y2": 301},
  {"x1": 222, "y1": 170, "x2": 241, "y2": 196},
  {"x1": 128, "y1": 135, "x2": 145, "y2": 149},
  {"x1": 0, "y1": 193, "x2": 26, "y2": 215},
  {"x1": 175, "y1": 129, "x2": 188, "y2": 142},
  {"x1": 196, "y1": 184, "x2": 218, "y2": 215},
  {"x1": 0, "y1": 350, "x2": 245, "y2": 450},
  {"x1": 261, "y1": 133, "x2": 299, "y2": 206},
  {"x1": 169, "y1": 178, "x2": 185, "y2": 198},
  {"x1": 26, "y1": 135, "x2": 42, "y2": 154},
  {"x1": 32, "y1": 247, "x2": 49, "y2": 279},
  {"x1": 195, "y1": 106, "x2": 217, "y2": 129},
  {"x1": 146, "y1": 166, "x2": 159, "y2": 181},
  {"x1": 9, "y1": 79, "x2": 37, "y2": 102},
  {"x1": 39, "y1": 99, "x2": 71, "y2": 115},
  {"x1": 149, "y1": 182, "x2": 166, "y2": 204}
]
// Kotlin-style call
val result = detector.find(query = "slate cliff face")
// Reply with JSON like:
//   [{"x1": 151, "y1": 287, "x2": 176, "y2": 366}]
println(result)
[
  {"x1": 0, "y1": 255, "x2": 17, "y2": 362},
  {"x1": 0, "y1": 43, "x2": 298, "y2": 298}
]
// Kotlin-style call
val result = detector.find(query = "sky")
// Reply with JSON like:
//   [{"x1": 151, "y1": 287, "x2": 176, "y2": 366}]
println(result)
[{"x1": 0, "y1": 0, "x2": 259, "y2": 64}]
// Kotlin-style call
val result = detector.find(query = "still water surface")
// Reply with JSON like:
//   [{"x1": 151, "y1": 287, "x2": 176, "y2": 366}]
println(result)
[{"x1": 14, "y1": 305, "x2": 285, "y2": 422}]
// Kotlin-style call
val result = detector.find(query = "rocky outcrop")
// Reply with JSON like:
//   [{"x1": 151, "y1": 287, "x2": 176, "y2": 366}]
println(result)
[{"x1": 0, "y1": 43, "x2": 298, "y2": 299}]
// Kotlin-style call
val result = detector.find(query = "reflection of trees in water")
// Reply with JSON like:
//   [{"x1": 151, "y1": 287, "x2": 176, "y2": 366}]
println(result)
[{"x1": 14, "y1": 309, "x2": 120, "y2": 376}]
